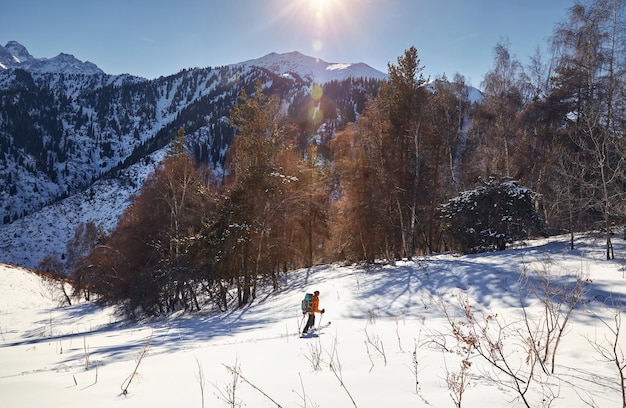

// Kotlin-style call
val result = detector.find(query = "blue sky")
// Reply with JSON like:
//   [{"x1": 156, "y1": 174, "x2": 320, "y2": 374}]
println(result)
[{"x1": 1, "y1": 0, "x2": 574, "y2": 87}]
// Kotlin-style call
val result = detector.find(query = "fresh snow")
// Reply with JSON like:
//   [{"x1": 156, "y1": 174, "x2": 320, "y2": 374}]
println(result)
[{"x1": 1, "y1": 234, "x2": 625, "y2": 407}]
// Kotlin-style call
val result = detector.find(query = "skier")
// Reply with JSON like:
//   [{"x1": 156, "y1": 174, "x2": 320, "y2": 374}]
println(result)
[{"x1": 302, "y1": 290, "x2": 324, "y2": 334}]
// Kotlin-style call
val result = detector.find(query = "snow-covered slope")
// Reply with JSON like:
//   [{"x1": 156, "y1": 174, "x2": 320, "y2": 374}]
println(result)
[
  {"x1": 1, "y1": 236, "x2": 625, "y2": 407},
  {"x1": 0, "y1": 149, "x2": 166, "y2": 269},
  {"x1": 0, "y1": 264, "x2": 66, "y2": 311},
  {"x1": 237, "y1": 51, "x2": 388, "y2": 83}
]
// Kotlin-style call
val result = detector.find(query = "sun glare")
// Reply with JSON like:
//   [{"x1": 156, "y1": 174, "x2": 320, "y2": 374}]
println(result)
[
  {"x1": 304, "y1": 0, "x2": 342, "y2": 52},
  {"x1": 312, "y1": 0, "x2": 329, "y2": 9},
  {"x1": 267, "y1": 0, "x2": 359, "y2": 56}
]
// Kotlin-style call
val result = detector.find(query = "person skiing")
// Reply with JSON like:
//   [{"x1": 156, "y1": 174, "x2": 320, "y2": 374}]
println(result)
[{"x1": 302, "y1": 290, "x2": 324, "y2": 334}]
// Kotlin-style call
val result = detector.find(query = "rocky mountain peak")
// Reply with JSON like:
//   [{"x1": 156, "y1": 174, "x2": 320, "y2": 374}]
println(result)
[
  {"x1": 0, "y1": 41, "x2": 103, "y2": 75},
  {"x1": 4, "y1": 41, "x2": 35, "y2": 63}
]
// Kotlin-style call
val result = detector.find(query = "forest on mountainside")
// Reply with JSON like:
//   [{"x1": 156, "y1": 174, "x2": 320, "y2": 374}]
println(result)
[{"x1": 61, "y1": 0, "x2": 626, "y2": 315}]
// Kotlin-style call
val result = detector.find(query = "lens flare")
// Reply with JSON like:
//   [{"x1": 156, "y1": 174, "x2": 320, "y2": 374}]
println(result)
[
  {"x1": 311, "y1": 84, "x2": 324, "y2": 100},
  {"x1": 308, "y1": 105, "x2": 323, "y2": 125},
  {"x1": 307, "y1": 84, "x2": 324, "y2": 125}
]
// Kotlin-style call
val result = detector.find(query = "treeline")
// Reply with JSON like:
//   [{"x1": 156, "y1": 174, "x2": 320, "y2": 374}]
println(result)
[{"x1": 70, "y1": 0, "x2": 626, "y2": 315}]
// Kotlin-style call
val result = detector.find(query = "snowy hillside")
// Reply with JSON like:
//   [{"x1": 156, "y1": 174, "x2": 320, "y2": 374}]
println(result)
[
  {"x1": 1, "y1": 235, "x2": 625, "y2": 407},
  {"x1": 0, "y1": 149, "x2": 166, "y2": 269},
  {"x1": 0, "y1": 264, "x2": 68, "y2": 311}
]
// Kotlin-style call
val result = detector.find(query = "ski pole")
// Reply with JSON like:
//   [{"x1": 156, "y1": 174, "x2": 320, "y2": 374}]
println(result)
[
  {"x1": 317, "y1": 311, "x2": 324, "y2": 330},
  {"x1": 298, "y1": 313, "x2": 306, "y2": 334}
]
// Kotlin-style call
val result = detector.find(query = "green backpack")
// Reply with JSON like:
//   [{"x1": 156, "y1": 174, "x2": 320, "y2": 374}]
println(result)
[{"x1": 301, "y1": 293, "x2": 313, "y2": 313}]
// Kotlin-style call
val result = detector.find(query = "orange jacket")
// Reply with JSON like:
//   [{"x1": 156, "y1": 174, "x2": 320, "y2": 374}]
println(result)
[{"x1": 308, "y1": 296, "x2": 321, "y2": 315}]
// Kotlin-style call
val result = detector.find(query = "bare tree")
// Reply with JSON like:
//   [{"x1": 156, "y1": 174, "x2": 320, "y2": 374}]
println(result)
[
  {"x1": 435, "y1": 292, "x2": 551, "y2": 408},
  {"x1": 519, "y1": 261, "x2": 589, "y2": 374},
  {"x1": 588, "y1": 299, "x2": 626, "y2": 408},
  {"x1": 37, "y1": 254, "x2": 72, "y2": 306},
  {"x1": 549, "y1": 0, "x2": 626, "y2": 259},
  {"x1": 330, "y1": 98, "x2": 393, "y2": 262},
  {"x1": 66, "y1": 222, "x2": 101, "y2": 273},
  {"x1": 475, "y1": 40, "x2": 527, "y2": 179}
]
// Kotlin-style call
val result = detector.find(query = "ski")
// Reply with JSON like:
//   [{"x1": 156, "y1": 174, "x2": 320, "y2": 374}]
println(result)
[{"x1": 300, "y1": 321, "x2": 331, "y2": 338}]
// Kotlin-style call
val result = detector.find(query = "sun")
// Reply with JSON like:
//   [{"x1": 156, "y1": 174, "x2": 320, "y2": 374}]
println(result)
[
  {"x1": 311, "y1": 0, "x2": 339, "y2": 15},
  {"x1": 312, "y1": 0, "x2": 329, "y2": 9},
  {"x1": 268, "y1": 0, "x2": 358, "y2": 55}
]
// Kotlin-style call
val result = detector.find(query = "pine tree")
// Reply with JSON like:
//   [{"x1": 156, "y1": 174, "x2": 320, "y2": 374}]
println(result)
[{"x1": 378, "y1": 46, "x2": 430, "y2": 258}]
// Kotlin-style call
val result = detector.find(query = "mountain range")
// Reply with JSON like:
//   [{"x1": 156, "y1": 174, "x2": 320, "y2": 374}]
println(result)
[
  {"x1": 0, "y1": 40, "x2": 104, "y2": 75},
  {"x1": 0, "y1": 41, "x2": 386, "y2": 83},
  {"x1": 0, "y1": 41, "x2": 388, "y2": 269}
]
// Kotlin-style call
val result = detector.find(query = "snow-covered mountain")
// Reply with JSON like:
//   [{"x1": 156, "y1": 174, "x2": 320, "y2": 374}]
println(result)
[
  {"x1": 0, "y1": 41, "x2": 104, "y2": 75},
  {"x1": 237, "y1": 51, "x2": 388, "y2": 84},
  {"x1": 0, "y1": 42, "x2": 386, "y2": 269},
  {"x1": 0, "y1": 41, "x2": 388, "y2": 84}
]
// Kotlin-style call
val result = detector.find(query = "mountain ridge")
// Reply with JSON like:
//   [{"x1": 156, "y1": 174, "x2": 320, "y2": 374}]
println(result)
[{"x1": 0, "y1": 41, "x2": 387, "y2": 83}]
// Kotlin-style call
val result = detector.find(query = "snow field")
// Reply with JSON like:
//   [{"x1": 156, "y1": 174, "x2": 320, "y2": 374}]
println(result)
[{"x1": 1, "y1": 235, "x2": 625, "y2": 407}]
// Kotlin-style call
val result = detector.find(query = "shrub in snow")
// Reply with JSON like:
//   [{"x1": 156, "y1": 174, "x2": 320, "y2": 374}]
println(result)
[{"x1": 439, "y1": 177, "x2": 545, "y2": 254}]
